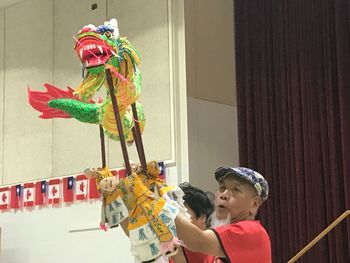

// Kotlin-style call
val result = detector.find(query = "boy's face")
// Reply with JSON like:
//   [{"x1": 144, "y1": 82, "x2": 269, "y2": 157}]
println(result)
[
  {"x1": 184, "y1": 204, "x2": 207, "y2": 230},
  {"x1": 217, "y1": 176, "x2": 262, "y2": 222}
]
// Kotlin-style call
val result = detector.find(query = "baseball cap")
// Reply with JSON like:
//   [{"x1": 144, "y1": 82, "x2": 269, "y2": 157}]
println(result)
[{"x1": 215, "y1": 166, "x2": 269, "y2": 201}]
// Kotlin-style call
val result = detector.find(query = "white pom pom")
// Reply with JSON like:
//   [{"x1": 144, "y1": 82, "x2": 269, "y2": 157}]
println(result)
[{"x1": 105, "y1": 18, "x2": 119, "y2": 38}]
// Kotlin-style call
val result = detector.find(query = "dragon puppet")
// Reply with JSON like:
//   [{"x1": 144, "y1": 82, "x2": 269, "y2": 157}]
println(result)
[
  {"x1": 28, "y1": 19, "x2": 187, "y2": 262},
  {"x1": 28, "y1": 18, "x2": 145, "y2": 143}
]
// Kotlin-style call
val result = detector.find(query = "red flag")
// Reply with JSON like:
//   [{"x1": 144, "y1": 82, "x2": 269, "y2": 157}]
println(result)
[
  {"x1": 75, "y1": 174, "x2": 87, "y2": 200},
  {"x1": 111, "y1": 168, "x2": 126, "y2": 179},
  {"x1": 118, "y1": 168, "x2": 126, "y2": 179},
  {"x1": 10, "y1": 184, "x2": 22, "y2": 209},
  {"x1": 0, "y1": 187, "x2": 9, "y2": 210},
  {"x1": 48, "y1": 179, "x2": 60, "y2": 204},
  {"x1": 23, "y1": 183, "x2": 35, "y2": 207},
  {"x1": 35, "y1": 181, "x2": 47, "y2": 206},
  {"x1": 89, "y1": 177, "x2": 100, "y2": 199},
  {"x1": 63, "y1": 176, "x2": 74, "y2": 202}
]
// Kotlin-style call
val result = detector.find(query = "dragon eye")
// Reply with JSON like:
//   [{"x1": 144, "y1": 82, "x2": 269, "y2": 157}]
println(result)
[{"x1": 104, "y1": 31, "x2": 112, "y2": 38}]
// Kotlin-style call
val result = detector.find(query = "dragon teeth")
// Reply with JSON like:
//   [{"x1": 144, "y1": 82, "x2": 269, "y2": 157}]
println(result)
[
  {"x1": 80, "y1": 49, "x2": 83, "y2": 58},
  {"x1": 98, "y1": 45, "x2": 103, "y2": 54}
]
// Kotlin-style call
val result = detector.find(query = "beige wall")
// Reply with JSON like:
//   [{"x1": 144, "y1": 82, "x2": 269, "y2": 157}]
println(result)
[
  {"x1": 0, "y1": 1, "x2": 189, "y2": 263},
  {"x1": 185, "y1": 0, "x2": 239, "y2": 192},
  {"x1": 187, "y1": 97, "x2": 239, "y2": 192},
  {"x1": 0, "y1": 10, "x2": 4, "y2": 185},
  {"x1": 3, "y1": 0, "x2": 53, "y2": 184},
  {"x1": 0, "y1": 0, "x2": 175, "y2": 185},
  {"x1": 185, "y1": 0, "x2": 236, "y2": 106}
]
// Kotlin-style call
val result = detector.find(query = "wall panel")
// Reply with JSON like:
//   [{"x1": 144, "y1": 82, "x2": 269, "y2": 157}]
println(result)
[
  {"x1": 3, "y1": 0, "x2": 53, "y2": 184},
  {"x1": 0, "y1": 10, "x2": 4, "y2": 184},
  {"x1": 186, "y1": 0, "x2": 236, "y2": 106},
  {"x1": 1, "y1": 0, "x2": 176, "y2": 183},
  {"x1": 107, "y1": 0, "x2": 172, "y2": 167},
  {"x1": 187, "y1": 97, "x2": 239, "y2": 192},
  {"x1": 52, "y1": 0, "x2": 107, "y2": 176}
]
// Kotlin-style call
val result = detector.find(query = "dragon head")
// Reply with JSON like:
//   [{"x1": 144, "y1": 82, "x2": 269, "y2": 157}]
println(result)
[
  {"x1": 73, "y1": 18, "x2": 141, "y2": 103},
  {"x1": 28, "y1": 18, "x2": 145, "y2": 142},
  {"x1": 74, "y1": 18, "x2": 120, "y2": 69}
]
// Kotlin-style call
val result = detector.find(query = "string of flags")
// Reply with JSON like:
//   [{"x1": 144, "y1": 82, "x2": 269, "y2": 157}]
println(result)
[{"x1": 0, "y1": 162, "x2": 165, "y2": 212}]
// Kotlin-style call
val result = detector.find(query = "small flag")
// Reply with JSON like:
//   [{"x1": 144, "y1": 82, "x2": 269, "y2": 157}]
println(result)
[
  {"x1": 23, "y1": 183, "x2": 35, "y2": 207},
  {"x1": 0, "y1": 187, "x2": 9, "y2": 210},
  {"x1": 118, "y1": 168, "x2": 126, "y2": 179},
  {"x1": 89, "y1": 177, "x2": 100, "y2": 199},
  {"x1": 10, "y1": 184, "x2": 22, "y2": 209},
  {"x1": 75, "y1": 174, "x2": 87, "y2": 200},
  {"x1": 35, "y1": 181, "x2": 47, "y2": 206},
  {"x1": 158, "y1": 161, "x2": 165, "y2": 179},
  {"x1": 110, "y1": 170, "x2": 117, "y2": 177},
  {"x1": 48, "y1": 179, "x2": 60, "y2": 204},
  {"x1": 63, "y1": 176, "x2": 74, "y2": 202}
]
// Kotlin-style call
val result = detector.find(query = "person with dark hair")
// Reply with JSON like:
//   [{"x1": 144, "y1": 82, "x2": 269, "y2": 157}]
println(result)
[
  {"x1": 175, "y1": 167, "x2": 271, "y2": 263},
  {"x1": 170, "y1": 182, "x2": 214, "y2": 263},
  {"x1": 179, "y1": 182, "x2": 214, "y2": 230}
]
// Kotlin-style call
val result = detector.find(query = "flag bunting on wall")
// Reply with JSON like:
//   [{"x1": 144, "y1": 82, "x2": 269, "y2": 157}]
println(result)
[
  {"x1": 23, "y1": 182, "x2": 35, "y2": 207},
  {"x1": 10, "y1": 184, "x2": 22, "y2": 209},
  {"x1": 0, "y1": 162, "x2": 166, "y2": 212},
  {"x1": 0, "y1": 187, "x2": 9, "y2": 210}
]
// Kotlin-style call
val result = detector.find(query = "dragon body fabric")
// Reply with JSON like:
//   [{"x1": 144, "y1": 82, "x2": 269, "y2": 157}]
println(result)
[
  {"x1": 28, "y1": 18, "x2": 145, "y2": 142},
  {"x1": 28, "y1": 19, "x2": 186, "y2": 262}
]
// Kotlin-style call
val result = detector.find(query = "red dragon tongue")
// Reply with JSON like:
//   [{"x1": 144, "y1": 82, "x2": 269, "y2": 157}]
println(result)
[
  {"x1": 28, "y1": 83, "x2": 76, "y2": 119},
  {"x1": 75, "y1": 36, "x2": 112, "y2": 68},
  {"x1": 87, "y1": 54, "x2": 110, "y2": 67}
]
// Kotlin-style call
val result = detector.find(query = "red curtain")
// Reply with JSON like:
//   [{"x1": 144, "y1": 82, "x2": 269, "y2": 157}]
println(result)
[{"x1": 235, "y1": 0, "x2": 350, "y2": 262}]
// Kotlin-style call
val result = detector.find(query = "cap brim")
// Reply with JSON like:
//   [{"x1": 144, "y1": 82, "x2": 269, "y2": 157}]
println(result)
[{"x1": 215, "y1": 166, "x2": 238, "y2": 181}]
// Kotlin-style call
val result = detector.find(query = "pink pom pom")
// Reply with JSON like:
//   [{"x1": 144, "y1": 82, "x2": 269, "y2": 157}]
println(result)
[
  {"x1": 160, "y1": 237, "x2": 182, "y2": 255},
  {"x1": 100, "y1": 222, "x2": 107, "y2": 232}
]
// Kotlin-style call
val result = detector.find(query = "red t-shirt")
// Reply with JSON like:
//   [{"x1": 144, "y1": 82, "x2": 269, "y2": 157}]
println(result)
[
  {"x1": 208, "y1": 220, "x2": 271, "y2": 263},
  {"x1": 182, "y1": 247, "x2": 210, "y2": 263}
]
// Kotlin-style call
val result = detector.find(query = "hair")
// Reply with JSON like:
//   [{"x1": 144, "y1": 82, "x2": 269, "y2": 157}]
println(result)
[{"x1": 178, "y1": 182, "x2": 214, "y2": 224}]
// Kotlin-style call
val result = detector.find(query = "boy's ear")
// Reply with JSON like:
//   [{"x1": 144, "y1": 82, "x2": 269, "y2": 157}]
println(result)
[{"x1": 198, "y1": 214, "x2": 207, "y2": 227}]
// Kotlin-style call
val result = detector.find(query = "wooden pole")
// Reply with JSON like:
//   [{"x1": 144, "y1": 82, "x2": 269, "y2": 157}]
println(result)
[
  {"x1": 131, "y1": 103, "x2": 147, "y2": 173},
  {"x1": 288, "y1": 210, "x2": 350, "y2": 263},
  {"x1": 99, "y1": 125, "x2": 106, "y2": 168},
  {"x1": 105, "y1": 68, "x2": 131, "y2": 176}
]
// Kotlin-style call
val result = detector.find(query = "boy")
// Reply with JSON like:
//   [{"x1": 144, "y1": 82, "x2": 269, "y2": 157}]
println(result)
[
  {"x1": 179, "y1": 182, "x2": 214, "y2": 230},
  {"x1": 171, "y1": 182, "x2": 214, "y2": 263},
  {"x1": 175, "y1": 166, "x2": 271, "y2": 263}
]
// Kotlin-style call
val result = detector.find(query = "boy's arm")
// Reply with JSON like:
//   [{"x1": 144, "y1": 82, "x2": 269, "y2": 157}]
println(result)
[
  {"x1": 175, "y1": 212, "x2": 225, "y2": 258},
  {"x1": 171, "y1": 247, "x2": 187, "y2": 263}
]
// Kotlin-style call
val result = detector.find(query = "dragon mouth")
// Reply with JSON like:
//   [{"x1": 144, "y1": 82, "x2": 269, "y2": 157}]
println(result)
[{"x1": 75, "y1": 35, "x2": 115, "y2": 68}]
